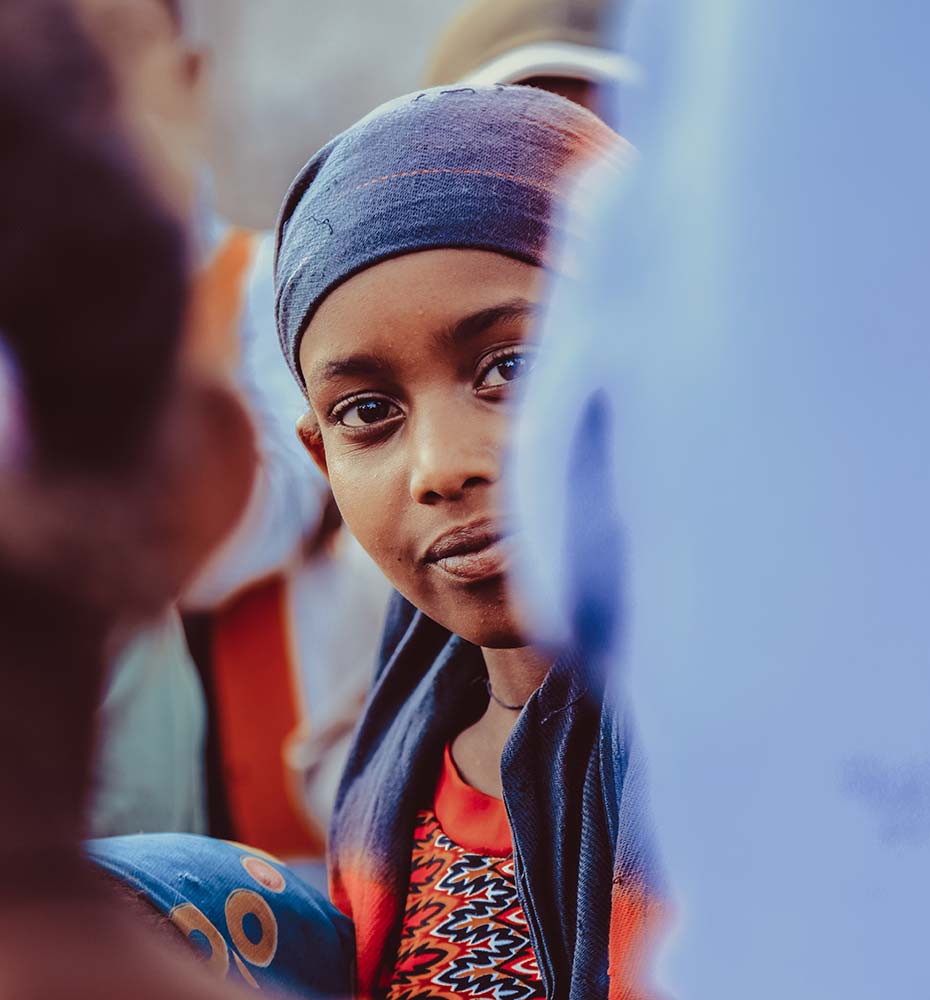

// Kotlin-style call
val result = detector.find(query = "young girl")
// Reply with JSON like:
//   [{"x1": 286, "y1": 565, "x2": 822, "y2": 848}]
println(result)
[{"x1": 90, "y1": 84, "x2": 659, "y2": 1000}]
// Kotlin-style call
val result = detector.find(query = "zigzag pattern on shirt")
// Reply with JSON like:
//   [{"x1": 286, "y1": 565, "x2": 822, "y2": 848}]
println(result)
[{"x1": 387, "y1": 811, "x2": 543, "y2": 1000}]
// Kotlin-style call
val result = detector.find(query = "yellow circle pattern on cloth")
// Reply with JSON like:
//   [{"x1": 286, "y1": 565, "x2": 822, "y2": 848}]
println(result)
[
  {"x1": 225, "y1": 888, "x2": 279, "y2": 968},
  {"x1": 169, "y1": 902, "x2": 231, "y2": 977},
  {"x1": 85, "y1": 835, "x2": 354, "y2": 996}
]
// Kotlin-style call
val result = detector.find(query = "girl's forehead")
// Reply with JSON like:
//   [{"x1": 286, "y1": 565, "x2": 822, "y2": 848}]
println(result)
[{"x1": 299, "y1": 250, "x2": 543, "y2": 378}]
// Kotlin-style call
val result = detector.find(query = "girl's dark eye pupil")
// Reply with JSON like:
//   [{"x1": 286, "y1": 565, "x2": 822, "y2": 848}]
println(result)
[
  {"x1": 498, "y1": 357, "x2": 524, "y2": 382},
  {"x1": 358, "y1": 400, "x2": 388, "y2": 424}
]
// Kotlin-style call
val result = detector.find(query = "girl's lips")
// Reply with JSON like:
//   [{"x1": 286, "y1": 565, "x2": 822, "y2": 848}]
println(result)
[{"x1": 429, "y1": 536, "x2": 508, "y2": 582}]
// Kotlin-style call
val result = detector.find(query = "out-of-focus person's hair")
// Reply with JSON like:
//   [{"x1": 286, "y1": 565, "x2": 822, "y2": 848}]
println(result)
[
  {"x1": 0, "y1": 0, "x2": 252, "y2": 830},
  {"x1": 0, "y1": 0, "x2": 189, "y2": 863},
  {"x1": 0, "y1": 0, "x2": 253, "y2": 615},
  {"x1": 0, "y1": 0, "x2": 210, "y2": 619},
  {"x1": 0, "y1": 0, "x2": 185, "y2": 476}
]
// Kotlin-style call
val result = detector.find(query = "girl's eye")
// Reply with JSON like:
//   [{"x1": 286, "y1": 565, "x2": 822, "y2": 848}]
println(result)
[
  {"x1": 477, "y1": 352, "x2": 532, "y2": 391},
  {"x1": 335, "y1": 398, "x2": 400, "y2": 428}
]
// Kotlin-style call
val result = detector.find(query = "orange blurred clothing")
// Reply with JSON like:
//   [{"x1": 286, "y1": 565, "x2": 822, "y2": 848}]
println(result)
[
  {"x1": 209, "y1": 574, "x2": 320, "y2": 856},
  {"x1": 205, "y1": 528, "x2": 390, "y2": 860},
  {"x1": 178, "y1": 224, "x2": 390, "y2": 861},
  {"x1": 179, "y1": 226, "x2": 320, "y2": 857},
  {"x1": 184, "y1": 227, "x2": 256, "y2": 378}
]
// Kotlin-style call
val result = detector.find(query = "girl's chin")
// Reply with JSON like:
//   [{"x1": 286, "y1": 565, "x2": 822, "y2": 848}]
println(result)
[
  {"x1": 435, "y1": 602, "x2": 529, "y2": 650},
  {"x1": 391, "y1": 575, "x2": 528, "y2": 648}
]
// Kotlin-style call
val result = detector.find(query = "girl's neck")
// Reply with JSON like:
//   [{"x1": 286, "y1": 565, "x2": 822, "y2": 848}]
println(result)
[
  {"x1": 481, "y1": 644, "x2": 552, "y2": 710},
  {"x1": 451, "y1": 645, "x2": 553, "y2": 800}
]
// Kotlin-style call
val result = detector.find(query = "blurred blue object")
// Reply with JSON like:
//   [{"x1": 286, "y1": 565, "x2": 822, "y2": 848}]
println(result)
[
  {"x1": 87, "y1": 834, "x2": 353, "y2": 997},
  {"x1": 511, "y1": 0, "x2": 930, "y2": 995}
]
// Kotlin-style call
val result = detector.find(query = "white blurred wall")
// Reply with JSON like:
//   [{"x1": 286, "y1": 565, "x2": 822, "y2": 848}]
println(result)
[{"x1": 189, "y1": 0, "x2": 465, "y2": 229}]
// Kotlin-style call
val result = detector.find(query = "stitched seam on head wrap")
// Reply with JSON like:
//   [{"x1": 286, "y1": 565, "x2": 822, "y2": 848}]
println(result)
[{"x1": 353, "y1": 167, "x2": 563, "y2": 197}]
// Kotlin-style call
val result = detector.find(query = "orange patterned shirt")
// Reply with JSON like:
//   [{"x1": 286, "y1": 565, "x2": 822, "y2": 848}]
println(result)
[{"x1": 387, "y1": 746, "x2": 545, "y2": 1000}]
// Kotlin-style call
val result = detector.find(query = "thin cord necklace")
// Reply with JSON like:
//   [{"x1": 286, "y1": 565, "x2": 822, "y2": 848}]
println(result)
[{"x1": 486, "y1": 679, "x2": 525, "y2": 712}]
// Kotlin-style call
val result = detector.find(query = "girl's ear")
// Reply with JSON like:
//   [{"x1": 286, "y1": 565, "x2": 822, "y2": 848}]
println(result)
[{"x1": 296, "y1": 410, "x2": 328, "y2": 479}]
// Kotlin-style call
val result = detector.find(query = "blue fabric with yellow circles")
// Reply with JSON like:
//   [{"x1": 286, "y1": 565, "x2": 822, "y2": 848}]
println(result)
[{"x1": 86, "y1": 833, "x2": 354, "y2": 997}]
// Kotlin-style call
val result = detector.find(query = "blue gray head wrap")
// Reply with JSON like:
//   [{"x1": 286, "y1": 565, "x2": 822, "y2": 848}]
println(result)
[{"x1": 274, "y1": 84, "x2": 623, "y2": 388}]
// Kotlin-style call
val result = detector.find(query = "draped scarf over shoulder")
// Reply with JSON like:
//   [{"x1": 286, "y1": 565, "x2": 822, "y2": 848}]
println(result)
[{"x1": 328, "y1": 595, "x2": 661, "y2": 999}]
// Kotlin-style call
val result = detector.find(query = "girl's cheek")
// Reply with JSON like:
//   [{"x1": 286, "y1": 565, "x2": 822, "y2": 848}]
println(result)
[
  {"x1": 329, "y1": 445, "x2": 410, "y2": 546},
  {"x1": 329, "y1": 474, "x2": 384, "y2": 543}
]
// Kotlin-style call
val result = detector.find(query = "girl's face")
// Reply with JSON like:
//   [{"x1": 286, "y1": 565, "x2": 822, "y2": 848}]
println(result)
[{"x1": 299, "y1": 249, "x2": 543, "y2": 649}]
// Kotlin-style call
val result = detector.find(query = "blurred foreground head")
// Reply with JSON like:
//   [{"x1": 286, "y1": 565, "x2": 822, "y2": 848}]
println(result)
[
  {"x1": 0, "y1": 0, "x2": 254, "y2": 792},
  {"x1": 0, "y1": 6, "x2": 255, "y2": 998},
  {"x1": 1, "y1": 0, "x2": 182, "y2": 475},
  {"x1": 0, "y1": 0, "x2": 252, "y2": 617},
  {"x1": 1, "y1": 0, "x2": 182, "y2": 612},
  {"x1": 425, "y1": 0, "x2": 638, "y2": 111}
]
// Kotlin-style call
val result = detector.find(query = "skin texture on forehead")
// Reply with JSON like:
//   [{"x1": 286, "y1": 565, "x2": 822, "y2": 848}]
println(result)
[{"x1": 299, "y1": 248, "x2": 545, "y2": 649}]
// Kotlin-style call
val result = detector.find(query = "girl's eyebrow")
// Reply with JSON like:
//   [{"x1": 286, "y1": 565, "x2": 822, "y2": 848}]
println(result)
[
  {"x1": 313, "y1": 352, "x2": 394, "y2": 384},
  {"x1": 437, "y1": 298, "x2": 539, "y2": 351},
  {"x1": 310, "y1": 299, "x2": 538, "y2": 388}
]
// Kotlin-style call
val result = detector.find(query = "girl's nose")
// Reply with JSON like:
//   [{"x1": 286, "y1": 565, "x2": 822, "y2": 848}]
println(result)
[{"x1": 407, "y1": 404, "x2": 499, "y2": 505}]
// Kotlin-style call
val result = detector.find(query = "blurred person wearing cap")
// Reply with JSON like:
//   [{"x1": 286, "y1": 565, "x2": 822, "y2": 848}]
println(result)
[
  {"x1": 76, "y1": 0, "x2": 390, "y2": 850},
  {"x1": 424, "y1": 0, "x2": 638, "y2": 113}
]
